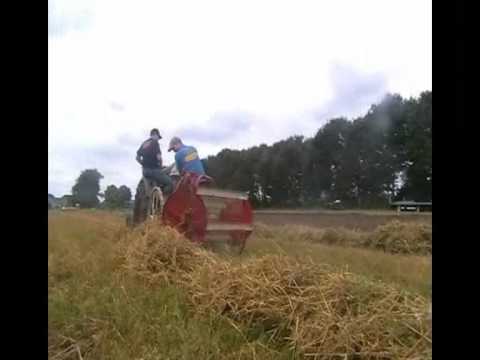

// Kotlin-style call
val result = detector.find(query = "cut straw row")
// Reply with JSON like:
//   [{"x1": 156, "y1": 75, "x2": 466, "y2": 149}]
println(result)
[{"x1": 120, "y1": 223, "x2": 432, "y2": 359}]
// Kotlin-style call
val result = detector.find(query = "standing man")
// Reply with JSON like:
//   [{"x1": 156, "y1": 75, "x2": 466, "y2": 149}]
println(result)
[
  {"x1": 167, "y1": 136, "x2": 205, "y2": 175},
  {"x1": 136, "y1": 128, "x2": 173, "y2": 195}
]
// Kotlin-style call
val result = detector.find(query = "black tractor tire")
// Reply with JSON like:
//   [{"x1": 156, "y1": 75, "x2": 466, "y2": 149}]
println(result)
[{"x1": 132, "y1": 179, "x2": 149, "y2": 225}]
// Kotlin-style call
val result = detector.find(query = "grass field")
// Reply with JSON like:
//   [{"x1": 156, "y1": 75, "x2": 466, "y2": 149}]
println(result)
[
  {"x1": 48, "y1": 210, "x2": 431, "y2": 359},
  {"x1": 253, "y1": 210, "x2": 431, "y2": 232}
]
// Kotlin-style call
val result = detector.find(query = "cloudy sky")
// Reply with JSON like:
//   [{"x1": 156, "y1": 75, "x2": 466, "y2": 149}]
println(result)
[{"x1": 48, "y1": 0, "x2": 432, "y2": 197}]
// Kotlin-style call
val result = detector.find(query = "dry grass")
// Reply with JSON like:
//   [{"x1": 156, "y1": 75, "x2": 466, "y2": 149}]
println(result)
[
  {"x1": 123, "y1": 222, "x2": 432, "y2": 359},
  {"x1": 49, "y1": 212, "x2": 285, "y2": 360},
  {"x1": 49, "y1": 210, "x2": 432, "y2": 359},
  {"x1": 254, "y1": 211, "x2": 431, "y2": 232},
  {"x1": 254, "y1": 220, "x2": 432, "y2": 255},
  {"x1": 250, "y1": 223, "x2": 431, "y2": 297}
]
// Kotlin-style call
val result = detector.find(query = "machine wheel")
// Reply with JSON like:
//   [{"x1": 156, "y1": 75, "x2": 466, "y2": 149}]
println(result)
[
  {"x1": 226, "y1": 232, "x2": 248, "y2": 255},
  {"x1": 209, "y1": 236, "x2": 246, "y2": 255},
  {"x1": 125, "y1": 214, "x2": 134, "y2": 228},
  {"x1": 148, "y1": 187, "x2": 164, "y2": 220}
]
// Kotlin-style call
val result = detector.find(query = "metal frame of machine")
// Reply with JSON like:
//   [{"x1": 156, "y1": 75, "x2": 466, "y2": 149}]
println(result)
[{"x1": 131, "y1": 171, "x2": 253, "y2": 253}]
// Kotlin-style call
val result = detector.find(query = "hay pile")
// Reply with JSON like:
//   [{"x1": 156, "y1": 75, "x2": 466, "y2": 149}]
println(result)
[
  {"x1": 186, "y1": 256, "x2": 431, "y2": 359},
  {"x1": 255, "y1": 221, "x2": 432, "y2": 255},
  {"x1": 366, "y1": 221, "x2": 432, "y2": 255},
  {"x1": 121, "y1": 223, "x2": 431, "y2": 359},
  {"x1": 185, "y1": 256, "x2": 332, "y2": 330},
  {"x1": 121, "y1": 224, "x2": 217, "y2": 284}
]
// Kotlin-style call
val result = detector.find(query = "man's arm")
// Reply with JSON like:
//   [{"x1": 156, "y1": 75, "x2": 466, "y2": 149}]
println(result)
[
  {"x1": 156, "y1": 152, "x2": 163, "y2": 168},
  {"x1": 155, "y1": 142, "x2": 163, "y2": 167},
  {"x1": 161, "y1": 163, "x2": 175, "y2": 175},
  {"x1": 174, "y1": 151, "x2": 183, "y2": 174}
]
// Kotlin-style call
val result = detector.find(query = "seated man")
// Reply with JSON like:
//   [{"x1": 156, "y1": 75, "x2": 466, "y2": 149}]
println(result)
[
  {"x1": 136, "y1": 128, "x2": 173, "y2": 195},
  {"x1": 167, "y1": 136, "x2": 205, "y2": 175}
]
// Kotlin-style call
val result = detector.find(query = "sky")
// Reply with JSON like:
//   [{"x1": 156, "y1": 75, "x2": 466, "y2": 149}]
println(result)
[{"x1": 48, "y1": 0, "x2": 432, "y2": 197}]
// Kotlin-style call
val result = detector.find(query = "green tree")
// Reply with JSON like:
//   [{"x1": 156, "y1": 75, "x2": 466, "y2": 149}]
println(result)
[
  {"x1": 104, "y1": 184, "x2": 132, "y2": 208},
  {"x1": 201, "y1": 91, "x2": 432, "y2": 209},
  {"x1": 397, "y1": 91, "x2": 432, "y2": 201},
  {"x1": 104, "y1": 185, "x2": 120, "y2": 208},
  {"x1": 118, "y1": 185, "x2": 132, "y2": 207},
  {"x1": 307, "y1": 118, "x2": 352, "y2": 204},
  {"x1": 72, "y1": 169, "x2": 104, "y2": 208},
  {"x1": 376, "y1": 91, "x2": 432, "y2": 201}
]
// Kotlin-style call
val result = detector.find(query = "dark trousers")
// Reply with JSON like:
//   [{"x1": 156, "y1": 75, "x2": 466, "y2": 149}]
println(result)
[{"x1": 142, "y1": 168, "x2": 174, "y2": 195}]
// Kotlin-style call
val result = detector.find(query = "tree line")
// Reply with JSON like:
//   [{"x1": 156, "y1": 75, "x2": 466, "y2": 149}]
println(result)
[
  {"x1": 63, "y1": 91, "x2": 431, "y2": 209},
  {"x1": 203, "y1": 91, "x2": 432, "y2": 208},
  {"x1": 69, "y1": 169, "x2": 132, "y2": 209}
]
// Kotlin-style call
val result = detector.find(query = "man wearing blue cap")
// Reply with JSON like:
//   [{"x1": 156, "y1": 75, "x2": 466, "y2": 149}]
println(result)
[{"x1": 168, "y1": 136, "x2": 205, "y2": 175}]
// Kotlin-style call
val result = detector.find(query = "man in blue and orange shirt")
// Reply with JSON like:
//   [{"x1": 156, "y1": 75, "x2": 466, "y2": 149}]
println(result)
[{"x1": 167, "y1": 136, "x2": 205, "y2": 175}]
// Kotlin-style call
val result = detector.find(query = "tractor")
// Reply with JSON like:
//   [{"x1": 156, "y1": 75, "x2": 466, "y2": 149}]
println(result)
[{"x1": 128, "y1": 164, "x2": 253, "y2": 253}]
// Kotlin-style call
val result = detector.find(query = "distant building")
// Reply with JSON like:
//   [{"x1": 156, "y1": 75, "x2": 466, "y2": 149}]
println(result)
[
  {"x1": 48, "y1": 194, "x2": 76, "y2": 209},
  {"x1": 390, "y1": 201, "x2": 432, "y2": 213},
  {"x1": 60, "y1": 195, "x2": 75, "y2": 207},
  {"x1": 48, "y1": 194, "x2": 60, "y2": 209}
]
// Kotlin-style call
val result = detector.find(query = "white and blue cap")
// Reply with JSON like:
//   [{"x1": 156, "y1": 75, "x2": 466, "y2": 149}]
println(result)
[{"x1": 168, "y1": 136, "x2": 182, "y2": 152}]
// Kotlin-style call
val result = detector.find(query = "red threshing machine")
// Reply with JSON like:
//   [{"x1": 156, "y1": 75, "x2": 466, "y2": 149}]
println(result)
[{"x1": 130, "y1": 171, "x2": 253, "y2": 253}]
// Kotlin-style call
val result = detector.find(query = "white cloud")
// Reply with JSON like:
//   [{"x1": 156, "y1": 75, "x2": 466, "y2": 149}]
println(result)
[{"x1": 48, "y1": 0, "x2": 432, "y2": 197}]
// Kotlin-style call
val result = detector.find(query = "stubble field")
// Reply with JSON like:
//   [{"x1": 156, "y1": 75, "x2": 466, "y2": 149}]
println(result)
[{"x1": 49, "y1": 209, "x2": 431, "y2": 359}]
